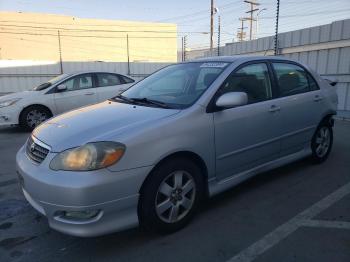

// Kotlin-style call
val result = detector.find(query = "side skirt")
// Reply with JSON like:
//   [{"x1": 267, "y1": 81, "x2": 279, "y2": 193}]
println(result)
[{"x1": 208, "y1": 147, "x2": 312, "y2": 197}]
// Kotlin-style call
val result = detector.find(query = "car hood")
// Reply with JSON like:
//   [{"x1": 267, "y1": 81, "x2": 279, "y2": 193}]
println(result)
[
  {"x1": 0, "y1": 91, "x2": 38, "y2": 101},
  {"x1": 33, "y1": 101, "x2": 180, "y2": 152}
]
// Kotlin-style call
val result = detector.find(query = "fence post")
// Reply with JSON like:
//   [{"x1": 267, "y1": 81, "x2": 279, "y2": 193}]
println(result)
[
  {"x1": 274, "y1": 0, "x2": 280, "y2": 55},
  {"x1": 57, "y1": 30, "x2": 63, "y2": 74},
  {"x1": 127, "y1": 34, "x2": 130, "y2": 75}
]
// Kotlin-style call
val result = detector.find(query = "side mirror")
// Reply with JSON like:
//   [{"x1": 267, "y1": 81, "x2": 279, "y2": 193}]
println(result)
[
  {"x1": 324, "y1": 78, "x2": 338, "y2": 87},
  {"x1": 56, "y1": 84, "x2": 67, "y2": 92},
  {"x1": 216, "y1": 92, "x2": 248, "y2": 109}
]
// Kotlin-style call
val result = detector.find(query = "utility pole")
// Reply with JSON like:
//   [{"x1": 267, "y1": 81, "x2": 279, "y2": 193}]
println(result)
[
  {"x1": 217, "y1": 15, "x2": 221, "y2": 56},
  {"x1": 210, "y1": 0, "x2": 214, "y2": 51},
  {"x1": 181, "y1": 37, "x2": 184, "y2": 61},
  {"x1": 57, "y1": 30, "x2": 63, "y2": 74},
  {"x1": 237, "y1": 18, "x2": 248, "y2": 42},
  {"x1": 183, "y1": 35, "x2": 187, "y2": 61},
  {"x1": 274, "y1": 0, "x2": 280, "y2": 55},
  {"x1": 244, "y1": 0, "x2": 260, "y2": 40},
  {"x1": 126, "y1": 34, "x2": 130, "y2": 75}
]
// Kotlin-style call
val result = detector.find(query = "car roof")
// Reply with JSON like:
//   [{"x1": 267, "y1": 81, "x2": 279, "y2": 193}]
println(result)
[
  {"x1": 64, "y1": 71, "x2": 132, "y2": 78},
  {"x1": 191, "y1": 55, "x2": 294, "y2": 63}
]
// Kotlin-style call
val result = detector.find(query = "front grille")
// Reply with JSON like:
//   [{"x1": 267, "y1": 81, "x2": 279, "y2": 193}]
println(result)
[{"x1": 26, "y1": 136, "x2": 50, "y2": 164}]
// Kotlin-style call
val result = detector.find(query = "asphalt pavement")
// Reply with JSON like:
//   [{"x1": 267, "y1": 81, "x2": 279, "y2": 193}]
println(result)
[{"x1": 0, "y1": 120, "x2": 349, "y2": 262}]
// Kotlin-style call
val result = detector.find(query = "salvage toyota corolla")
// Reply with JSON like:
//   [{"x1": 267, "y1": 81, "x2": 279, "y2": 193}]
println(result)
[{"x1": 16, "y1": 56, "x2": 338, "y2": 237}]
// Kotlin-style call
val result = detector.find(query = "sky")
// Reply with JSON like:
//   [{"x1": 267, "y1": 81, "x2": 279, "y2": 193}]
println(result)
[{"x1": 1, "y1": 0, "x2": 350, "y2": 50}]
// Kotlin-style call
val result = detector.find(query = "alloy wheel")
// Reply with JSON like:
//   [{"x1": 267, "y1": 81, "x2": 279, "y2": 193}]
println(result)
[
  {"x1": 155, "y1": 170, "x2": 196, "y2": 223},
  {"x1": 314, "y1": 126, "x2": 331, "y2": 158},
  {"x1": 26, "y1": 109, "x2": 48, "y2": 128}
]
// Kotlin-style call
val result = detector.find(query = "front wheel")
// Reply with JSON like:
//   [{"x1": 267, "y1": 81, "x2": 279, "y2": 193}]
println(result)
[
  {"x1": 310, "y1": 123, "x2": 333, "y2": 163},
  {"x1": 19, "y1": 106, "x2": 52, "y2": 131},
  {"x1": 139, "y1": 158, "x2": 204, "y2": 234}
]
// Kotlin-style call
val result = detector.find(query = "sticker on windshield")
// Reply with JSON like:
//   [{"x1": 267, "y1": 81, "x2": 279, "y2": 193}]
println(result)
[{"x1": 200, "y1": 62, "x2": 228, "y2": 68}]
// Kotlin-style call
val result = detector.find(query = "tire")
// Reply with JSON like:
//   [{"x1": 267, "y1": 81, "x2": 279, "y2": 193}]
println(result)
[
  {"x1": 139, "y1": 157, "x2": 204, "y2": 234},
  {"x1": 19, "y1": 105, "x2": 52, "y2": 131},
  {"x1": 310, "y1": 121, "x2": 333, "y2": 164}
]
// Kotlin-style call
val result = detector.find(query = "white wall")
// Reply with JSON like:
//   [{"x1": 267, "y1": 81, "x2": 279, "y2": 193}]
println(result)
[{"x1": 0, "y1": 60, "x2": 171, "y2": 93}]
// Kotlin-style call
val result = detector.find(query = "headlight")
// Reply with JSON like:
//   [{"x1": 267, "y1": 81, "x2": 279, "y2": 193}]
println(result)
[
  {"x1": 50, "y1": 142, "x2": 125, "y2": 171},
  {"x1": 0, "y1": 98, "x2": 22, "y2": 108}
]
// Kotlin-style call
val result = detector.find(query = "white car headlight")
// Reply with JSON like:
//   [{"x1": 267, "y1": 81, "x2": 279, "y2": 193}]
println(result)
[
  {"x1": 50, "y1": 142, "x2": 126, "y2": 171},
  {"x1": 0, "y1": 98, "x2": 22, "y2": 108}
]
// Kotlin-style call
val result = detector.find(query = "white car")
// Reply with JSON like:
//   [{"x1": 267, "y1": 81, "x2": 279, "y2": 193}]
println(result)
[{"x1": 0, "y1": 71, "x2": 135, "y2": 130}]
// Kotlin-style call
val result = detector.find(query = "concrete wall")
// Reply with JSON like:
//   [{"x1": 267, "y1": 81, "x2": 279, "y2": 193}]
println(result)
[
  {"x1": 0, "y1": 60, "x2": 170, "y2": 92},
  {"x1": 190, "y1": 19, "x2": 350, "y2": 118}
]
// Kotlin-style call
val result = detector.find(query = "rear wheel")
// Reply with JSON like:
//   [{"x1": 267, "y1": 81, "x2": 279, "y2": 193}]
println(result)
[
  {"x1": 19, "y1": 105, "x2": 52, "y2": 131},
  {"x1": 310, "y1": 122, "x2": 333, "y2": 163},
  {"x1": 139, "y1": 158, "x2": 204, "y2": 233}
]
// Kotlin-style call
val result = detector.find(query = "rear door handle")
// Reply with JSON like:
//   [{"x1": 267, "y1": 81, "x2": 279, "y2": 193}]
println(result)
[
  {"x1": 269, "y1": 105, "x2": 281, "y2": 113},
  {"x1": 84, "y1": 92, "x2": 95, "y2": 96},
  {"x1": 313, "y1": 95, "x2": 323, "y2": 102}
]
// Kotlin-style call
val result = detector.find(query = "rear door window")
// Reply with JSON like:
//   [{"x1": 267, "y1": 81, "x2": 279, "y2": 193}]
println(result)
[
  {"x1": 272, "y1": 63, "x2": 318, "y2": 97},
  {"x1": 96, "y1": 73, "x2": 122, "y2": 87}
]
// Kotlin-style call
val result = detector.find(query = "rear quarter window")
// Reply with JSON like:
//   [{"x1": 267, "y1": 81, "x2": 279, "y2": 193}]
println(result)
[{"x1": 121, "y1": 75, "x2": 135, "y2": 84}]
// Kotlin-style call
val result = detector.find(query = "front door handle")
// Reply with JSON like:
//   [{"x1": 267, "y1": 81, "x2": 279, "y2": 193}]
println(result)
[
  {"x1": 269, "y1": 105, "x2": 281, "y2": 113},
  {"x1": 84, "y1": 92, "x2": 95, "y2": 96},
  {"x1": 313, "y1": 95, "x2": 323, "y2": 102}
]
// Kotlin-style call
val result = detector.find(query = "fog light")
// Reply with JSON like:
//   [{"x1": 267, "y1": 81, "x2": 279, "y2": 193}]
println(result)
[
  {"x1": 0, "y1": 116, "x2": 9, "y2": 121},
  {"x1": 62, "y1": 210, "x2": 100, "y2": 220}
]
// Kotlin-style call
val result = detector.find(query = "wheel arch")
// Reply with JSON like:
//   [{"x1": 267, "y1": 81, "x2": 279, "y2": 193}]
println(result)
[
  {"x1": 319, "y1": 111, "x2": 336, "y2": 127},
  {"x1": 139, "y1": 150, "x2": 209, "y2": 198},
  {"x1": 19, "y1": 104, "x2": 53, "y2": 121}
]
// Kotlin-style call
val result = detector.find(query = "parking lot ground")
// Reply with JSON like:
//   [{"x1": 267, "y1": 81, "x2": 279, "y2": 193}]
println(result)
[{"x1": 0, "y1": 120, "x2": 349, "y2": 262}]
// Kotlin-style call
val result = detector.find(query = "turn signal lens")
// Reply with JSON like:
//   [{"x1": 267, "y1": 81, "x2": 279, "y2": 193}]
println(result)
[{"x1": 101, "y1": 149, "x2": 125, "y2": 167}]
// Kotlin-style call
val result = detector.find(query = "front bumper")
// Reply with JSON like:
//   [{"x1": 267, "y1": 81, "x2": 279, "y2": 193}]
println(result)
[
  {"x1": 16, "y1": 145, "x2": 153, "y2": 237},
  {"x1": 0, "y1": 106, "x2": 20, "y2": 126}
]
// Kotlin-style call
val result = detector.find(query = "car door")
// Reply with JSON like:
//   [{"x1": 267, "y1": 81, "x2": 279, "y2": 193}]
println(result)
[
  {"x1": 270, "y1": 62, "x2": 324, "y2": 156},
  {"x1": 53, "y1": 73, "x2": 98, "y2": 114},
  {"x1": 95, "y1": 73, "x2": 134, "y2": 101},
  {"x1": 213, "y1": 62, "x2": 282, "y2": 181}
]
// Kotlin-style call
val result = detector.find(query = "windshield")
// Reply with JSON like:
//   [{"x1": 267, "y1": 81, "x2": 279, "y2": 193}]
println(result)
[
  {"x1": 33, "y1": 74, "x2": 69, "y2": 91},
  {"x1": 121, "y1": 62, "x2": 229, "y2": 109}
]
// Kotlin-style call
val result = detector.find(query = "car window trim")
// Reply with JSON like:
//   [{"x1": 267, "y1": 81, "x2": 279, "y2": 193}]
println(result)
[
  {"x1": 268, "y1": 60, "x2": 320, "y2": 98},
  {"x1": 206, "y1": 60, "x2": 274, "y2": 113},
  {"x1": 53, "y1": 73, "x2": 95, "y2": 93}
]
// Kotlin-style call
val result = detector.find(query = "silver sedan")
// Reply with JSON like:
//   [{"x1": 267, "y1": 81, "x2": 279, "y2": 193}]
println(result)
[{"x1": 16, "y1": 56, "x2": 338, "y2": 237}]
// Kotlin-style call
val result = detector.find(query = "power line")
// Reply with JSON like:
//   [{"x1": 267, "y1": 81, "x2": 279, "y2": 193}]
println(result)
[
  {"x1": 0, "y1": 23, "x2": 210, "y2": 34},
  {"x1": 0, "y1": 20, "x2": 176, "y2": 28},
  {"x1": 5, "y1": 34, "x2": 175, "y2": 59},
  {"x1": 0, "y1": 31, "x2": 178, "y2": 39},
  {"x1": 157, "y1": 0, "x2": 241, "y2": 22},
  {"x1": 259, "y1": 8, "x2": 350, "y2": 19},
  {"x1": 244, "y1": 0, "x2": 260, "y2": 40}
]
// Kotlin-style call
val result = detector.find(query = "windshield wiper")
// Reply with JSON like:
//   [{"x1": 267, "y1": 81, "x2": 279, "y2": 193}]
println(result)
[
  {"x1": 113, "y1": 94, "x2": 134, "y2": 103},
  {"x1": 129, "y1": 97, "x2": 172, "y2": 109},
  {"x1": 113, "y1": 95, "x2": 172, "y2": 109}
]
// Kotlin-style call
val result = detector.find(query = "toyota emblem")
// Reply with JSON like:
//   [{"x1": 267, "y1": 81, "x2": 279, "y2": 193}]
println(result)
[{"x1": 30, "y1": 143, "x2": 35, "y2": 152}]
